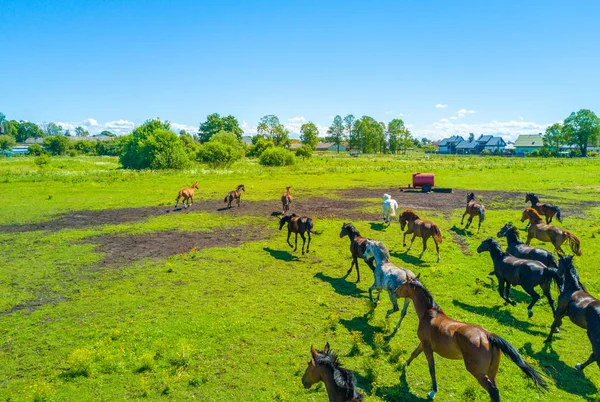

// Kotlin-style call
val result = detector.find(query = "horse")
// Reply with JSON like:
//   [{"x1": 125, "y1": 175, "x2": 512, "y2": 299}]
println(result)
[
  {"x1": 281, "y1": 186, "x2": 293, "y2": 214},
  {"x1": 461, "y1": 192, "x2": 485, "y2": 233},
  {"x1": 302, "y1": 343, "x2": 363, "y2": 402},
  {"x1": 382, "y1": 193, "x2": 398, "y2": 225},
  {"x1": 339, "y1": 223, "x2": 375, "y2": 283},
  {"x1": 174, "y1": 181, "x2": 198, "y2": 209},
  {"x1": 224, "y1": 184, "x2": 245, "y2": 208},
  {"x1": 399, "y1": 209, "x2": 443, "y2": 262},
  {"x1": 497, "y1": 223, "x2": 558, "y2": 268},
  {"x1": 279, "y1": 213, "x2": 314, "y2": 254},
  {"x1": 545, "y1": 256, "x2": 600, "y2": 371},
  {"x1": 477, "y1": 238, "x2": 562, "y2": 318},
  {"x1": 362, "y1": 240, "x2": 415, "y2": 334},
  {"x1": 520, "y1": 208, "x2": 581, "y2": 256},
  {"x1": 396, "y1": 277, "x2": 548, "y2": 401},
  {"x1": 525, "y1": 192, "x2": 562, "y2": 224}
]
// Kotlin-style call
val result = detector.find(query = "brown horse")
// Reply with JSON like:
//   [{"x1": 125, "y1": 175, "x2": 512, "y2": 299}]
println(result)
[
  {"x1": 175, "y1": 182, "x2": 198, "y2": 209},
  {"x1": 302, "y1": 343, "x2": 363, "y2": 402},
  {"x1": 339, "y1": 223, "x2": 375, "y2": 283},
  {"x1": 461, "y1": 192, "x2": 486, "y2": 233},
  {"x1": 525, "y1": 192, "x2": 562, "y2": 224},
  {"x1": 281, "y1": 186, "x2": 293, "y2": 214},
  {"x1": 520, "y1": 208, "x2": 581, "y2": 256},
  {"x1": 224, "y1": 184, "x2": 245, "y2": 208},
  {"x1": 396, "y1": 277, "x2": 548, "y2": 401},
  {"x1": 279, "y1": 213, "x2": 315, "y2": 254},
  {"x1": 399, "y1": 209, "x2": 443, "y2": 262}
]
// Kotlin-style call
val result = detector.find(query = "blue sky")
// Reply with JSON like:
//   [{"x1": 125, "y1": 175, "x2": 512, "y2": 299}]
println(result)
[{"x1": 2, "y1": 0, "x2": 599, "y2": 140}]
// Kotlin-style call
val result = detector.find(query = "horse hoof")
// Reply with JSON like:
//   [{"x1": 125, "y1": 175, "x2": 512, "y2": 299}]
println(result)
[
  {"x1": 528, "y1": 310, "x2": 533, "y2": 318},
  {"x1": 427, "y1": 390, "x2": 437, "y2": 399},
  {"x1": 576, "y1": 363, "x2": 582, "y2": 370}
]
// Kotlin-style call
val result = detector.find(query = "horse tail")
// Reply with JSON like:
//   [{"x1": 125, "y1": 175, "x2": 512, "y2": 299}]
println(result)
[
  {"x1": 555, "y1": 206, "x2": 562, "y2": 222},
  {"x1": 224, "y1": 193, "x2": 229, "y2": 203},
  {"x1": 307, "y1": 219, "x2": 322, "y2": 235},
  {"x1": 544, "y1": 267, "x2": 563, "y2": 292},
  {"x1": 488, "y1": 334, "x2": 548, "y2": 391},
  {"x1": 585, "y1": 305, "x2": 600, "y2": 369},
  {"x1": 432, "y1": 224, "x2": 443, "y2": 244},
  {"x1": 479, "y1": 207, "x2": 485, "y2": 222},
  {"x1": 564, "y1": 231, "x2": 582, "y2": 256}
]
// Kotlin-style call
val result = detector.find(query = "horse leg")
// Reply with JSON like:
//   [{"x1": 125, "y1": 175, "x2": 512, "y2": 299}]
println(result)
[
  {"x1": 286, "y1": 230, "x2": 293, "y2": 248},
  {"x1": 347, "y1": 257, "x2": 356, "y2": 276},
  {"x1": 385, "y1": 290, "x2": 400, "y2": 318},
  {"x1": 524, "y1": 286, "x2": 540, "y2": 318},
  {"x1": 525, "y1": 233, "x2": 533, "y2": 246},
  {"x1": 499, "y1": 281, "x2": 515, "y2": 306},
  {"x1": 175, "y1": 195, "x2": 180, "y2": 208},
  {"x1": 461, "y1": 211, "x2": 467, "y2": 225},
  {"x1": 466, "y1": 216, "x2": 474, "y2": 229},
  {"x1": 474, "y1": 374, "x2": 499, "y2": 402},
  {"x1": 405, "y1": 343, "x2": 423, "y2": 367},
  {"x1": 541, "y1": 282, "x2": 556, "y2": 315},
  {"x1": 418, "y1": 237, "x2": 427, "y2": 259},
  {"x1": 577, "y1": 353, "x2": 596, "y2": 371},
  {"x1": 306, "y1": 231, "x2": 311, "y2": 253},
  {"x1": 407, "y1": 234, "x2": 416, "y2": 252},
  {"x1": 299, "y1": 232, "x2": 306, "y2": 255},
  {"x1": 423, "y1": 345, "x2": 438, "y2": 399},
  {"x1": 294, "y1": 233, "x2": 298, "y2": 252},
  {"x1": 402, "y1": 231, "x2": 408, "y2": 247},
  {"x1": 545, "y1": 306, "x2": 566, "y2": 342},
  {"x1": 393, "y1": 299, "x2": 410, "y2": 334},
  {"x1": 477, "y1": 216, "x2": 482, "y2": 233},
  {"x1": 433, "y1": 239, "x2": 440, "y2": 263}
]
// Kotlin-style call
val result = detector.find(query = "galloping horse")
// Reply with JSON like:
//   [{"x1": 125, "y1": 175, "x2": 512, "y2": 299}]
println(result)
[
  {"x1": 382, "y1": 194, "x2": 398, "y2": 225},
  {"x1": 302, "y1": 343, "x2": 363, "y2": 402},
  {"x1": 224, "y1": 184, "x2": 245, "y2": 208},
  {"x1": 396, "y1": 277, "x2": 548, "y2": 401},
  {"x1": 281, "y1": 186, "x2": 293, "y2": 214},
  {"x1": 525, "y1": 192, "x2": 562, "y2": 224},
  {"x1": 477, "y1": 238, "x2": 562, "y2": 317},
  {"x1": 545, "y1": 256, "x2": 600, "y2": 372},
  {"x1": 462, "y1": 192, "x2": 485, "y2": 233},
  {"x1": 520, "y1": 208, "x2": 581, "y2": 256},
  {"x1": 399, "y1": 209, "x2": 443, "y2": 262},
  {"x1": 497, "y1": 223, "x2": 558, "y2": 268},
  {"x1": 362, "y1": 240, "x2": 415, "y2": 334},
  {"x1": 175, "y1": 182, "x2": 199, "y2": 209},
  {"x1": 279, "y1": 213, "x2": 314, "y2": 254},
  {"x1": 339, "y1": 223, "x2": 375, "y2": 283}
]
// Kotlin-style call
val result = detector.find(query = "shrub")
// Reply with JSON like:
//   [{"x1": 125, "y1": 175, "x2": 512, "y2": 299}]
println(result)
[
  {"x1": 34, "y1": 154, "x2": 51, "y2": 167},
  {"x1": 259, "y1": 147, "x2": 295, "y2": 166},
  {"x1": 0, "y1": 134, "x2": 16, "y2": 151},
  {"x1": 27, "y1": 143, "x2": 44, "y2": 156},
  {"x1": 43, "y1": 135, "x2": 71, "y2": 155},
  {"x1": 480, "y1": 149, "x2": 491, "y2": 156},
  {"x1": 72, "y1": 139, "x2": 96, "y2": 154},
  {"x1": 96, "y1": 138, "x2": 124, "y2": 156},
  {"x1": 210, "y1": 130, "x2": 246, "y2": 157},
  {"x1": 197, "y1": 142, "x2": 240, "y2": 168},
  {"x1": 247, "y1": 136, "x2": 274, "y2": 157},
  {"x1": 295, "y1": 145, "x2": 313, "y2": 159}
]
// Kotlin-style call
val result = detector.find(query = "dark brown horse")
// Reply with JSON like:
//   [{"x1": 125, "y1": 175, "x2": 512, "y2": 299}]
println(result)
[
  {"x1": 399, "y1": 209, "x2": 443, "y2": 262},
  {"x1": 497, "y1": 223, "x2": 558, "y2": 268},
  {"x1": 279, "y1": 213, "x2": 314, "y2": 254},
  {"x1": 339, "y1": 223, "x2": 375, "y2": 283},
  {"x1": 525, "y1": 192, "x2": 562, "y2": 224},
  {"x1": 545, "y1": 256, "x2": 600, "y2": 372},
  {"x1": 175, "y1": 181, "x2": 198, "y2": 209},
  {"x1": 224, "y1": 184, "x2": 245, "y2": 208},
  {"x1": 396, "y1": 277, "x2": 548, "y2": 401},
  {"x1": 462, "y1": 192, "x2": 485, "y2": 233},
  {"x1": 520, "y1": 208, "x2": 581, "y2": 256},
  {"x1": 302, "y1": 343, "x2": 363, "y2": 402},
  {"x1": 281, "y1": 186, "x2": 293, "y2": 214}
]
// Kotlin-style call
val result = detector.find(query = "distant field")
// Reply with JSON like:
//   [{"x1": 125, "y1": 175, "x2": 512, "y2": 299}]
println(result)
[{"x1": 1, "y1": 154, "x2": 600, "y2": 401}]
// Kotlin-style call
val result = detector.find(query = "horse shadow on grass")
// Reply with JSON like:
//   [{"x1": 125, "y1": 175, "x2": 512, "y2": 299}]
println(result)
[
  {"x1": 314, "y1": 272, "x2": 365, "y2": 298},
  {"x1": 339, "y1": 311, "x2": 381, "y2": 349},
  {"x1": 450, "y1": 225, "x2": 473, "y2": 237},
  {"x1": 263, "y1": 247, "x2": 298, "y2": 262},
  {"x1": 452, "y1": 300, "x2": 548, "y2": 337},
  {"x1": 475, "y1": 276, "x2": 532, "y2": 304},
  {"x1": 369, "y1": 222, "x2": 388, "y2": 231},
  {"x1": 389, "y1": 251, "x2": 429, "y2": 267},
  {"x1": 354, "y1": 370, "x2": 429, "y2": 402},
  {"x1": 523, "y1": 342, "x2": 597, "y2": 397}
]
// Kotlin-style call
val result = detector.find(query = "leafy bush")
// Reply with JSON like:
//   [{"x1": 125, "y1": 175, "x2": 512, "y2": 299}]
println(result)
[
  {"x1": 27, "y1": 143, "x2": 44, "y2": 155},
  {"x1": 43, "y1": 135, "x2": 71, "y2": 155},
  {"x1": 247, "y1": 136, "x2": 274, "y2": 157},
  {"x1": 179, "y1": 132, "x2": 201, "y2": 158},
  {"x1": 197, "y1": 142, "x2": 240, "y2": 168},
  {"x1": 210, "y1": 130, "x2": 246, "y2": 157},
  {"x1": 96, "y1": 138, "x2": 124, "y2": 156},
  {"x1": 480, "y1": 149, "x2": 491, "y2": 156},
  {"x1": 72, "y1": 139, "x2": 96, "y2": 154},
  {"x1": 295, "y1": 144, "x2": 313, "y2": 159},
  {"x1": 259, "y1": 147, "x2": 295, "y2": 166},
  {"x1": 34, "y1": 154, "x2": 51, "y2": 167},
  {"x1": 0, "y1": 135, "x2": 16, "y2": 151}
]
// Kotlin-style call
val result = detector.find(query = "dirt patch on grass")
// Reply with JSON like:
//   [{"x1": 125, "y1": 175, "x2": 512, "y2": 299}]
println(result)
[
  {"x1": 86, "y1": 225, "x2": 271, "y2": 266},
  {"x1": 0, "y1": 293, "x2": 69, "y2": 316}
]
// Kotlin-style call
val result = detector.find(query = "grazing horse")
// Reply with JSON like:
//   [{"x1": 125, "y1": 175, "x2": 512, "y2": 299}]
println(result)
[
  {"x1": 477, "y1": 238, "x2": 562, "y2": 317},
  {"x1": 399, "y1": 209, "x2": 443, "y2": 262},
  {"x1": 224, "y1": 184, "x2": 245, "y2": 208},
  {"x1": 396, "y1": 277, "x2": 548, "y2": 401},
  {"x1": 520, "y1": 208, "x2": 581, "y2": 256},
  {"x1": 279, "y1": 213, "x2": 314, "y2": 254},
  {"x1": 362, "y1": 240, "x2": 415, "y2": 334},
  {"x1": 281, "y1": 186, "x2": 293, "y2": 214},
  {"x1": 525, "y1": 192, "x2": 562, "y2": 224},
  {"x1": 339, "y1": 223, "x2": 375, "y2": 283},
  {"x1": 382, "y1": 194, "x2": 398, "y2": 225},
  {"x1": 302, "y1": 343, "x2": 363, "y2": 402},
  {"x1": 545, "y1": 256, "x2": 600, "y2": 371},
  {"x1": 175, "y1": 182, "x2": 198, "y2": 209},
  {"x1": 462, "y1": 192, "x2": 485, "y2": 233},
  {"x1": 497, "y1": 223, "x2": 558, "y2": 268}
]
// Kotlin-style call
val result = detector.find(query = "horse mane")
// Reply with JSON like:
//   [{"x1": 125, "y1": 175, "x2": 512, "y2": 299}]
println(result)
[
  {"x1": 315, "y1": 349, "x2": 362, "y2": 401},
  {"x1": 524, "y1": 208, "x2": 543, "y2": 220},
  {"x1": 237, "y1": 184, "x2": 244, "y2": 189},
  {"x1": 409, "y1": 280, "x2": 442, "y2": 313},
  {"x1": 382, "y1": 193, "x2": 391, "y2": 201},
  {"x1": 369, "y1": 240, "x2": 390, "y2": 260},
  {"x1": 505, "y1": 224, "x2": 520, "y2": 240},
  {"x1": 561, "y1": 256, "x2": 586, "y2": 292},
  {"x1": 401, "y1": 209, "x2": 419, "y2": 220},
  {"x1": 343, "y1": 223, "x2": 361, "y2": 237}
]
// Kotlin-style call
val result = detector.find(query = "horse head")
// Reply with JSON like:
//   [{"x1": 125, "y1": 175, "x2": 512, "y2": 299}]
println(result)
[
  {"x1": 497, "y1": 223, "x2": 513, "y2": 238},
  {"x1": 340, "y1": 223, "x2": 359, "y2": 238},
  {"x1": 521, "y1": 208, "x2": 541, "y2": 223},
  {"x1": 467, "y1": 192, "x2": 475, "y2": 202},
  {"x1": 477, "y1": 237, "x2": 499, "y2": 254},
  {"x1": 279, "y1": 213, "x2": 293, "y2": 230},
  {"x1": 399, "y1": 210, "x2": 419, "y2": 230},
  {"x1": 238, "y1": 184, "x2": 245, "y2": 192},
  {"x1": 382, "y1": 193, "x2": 391, "y2": 201},
  {"x1": 192, "y1": 181, "x2": 199, "y2": 189}
]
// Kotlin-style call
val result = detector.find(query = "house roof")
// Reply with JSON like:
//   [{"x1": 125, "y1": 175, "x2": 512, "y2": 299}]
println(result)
[
  {"x1": 289, "y1": 142, "x2": 303, "y2": 149},
  {"x1": 438, "y1": 135, "x2": 463, "y2": 146},
  {"x1": 455, "y1": 140, "x2": 478, "y2": 149},
  {"x1": 485, "y1": 137, "x2": 506, "y2": 146},
  {"x1": 316, "y1": 142, "x2": 339, "y2": 150},
  {"x1": 514, "y1": 134, "x2": 544, "y2": 147},
  {"x1": 477, "y1": 135, "x2": 493, "y2": 143}
]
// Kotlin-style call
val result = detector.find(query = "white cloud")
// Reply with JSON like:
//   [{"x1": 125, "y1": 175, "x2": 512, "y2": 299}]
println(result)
[
  {"x1": 288, "y1": 116, "x2": 305, "y2": 123},
  {"x1": 241, "y1": 120, "x2": 257, "y2": 135},
  {"x1": 414, "y1": 119, "x2": 549, "y2": 142},
  {"x1": 457, "y1": 108, "x2": 477, "y2": 118},
  {"x1": 438, "y1": 118, "x2": 450, "y2": 123},
  {"x1": 435, "y1": 104, "x2": 448, "y2": 108},
  {"x1": 83, "y1": 118, "x2": 99, "y2": 127},
  {"x1": 104, "y1": 119, "x2": 135, "y2": 135},
  {"x1": 170, "y1": 122, "x2": 197, "y2": 134},
  {"x1": 450, "y1": 116, "x2": 458, "y2": 120}
]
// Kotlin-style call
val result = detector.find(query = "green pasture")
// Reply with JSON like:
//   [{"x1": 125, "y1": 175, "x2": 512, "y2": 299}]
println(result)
[{"x1": 1, "y1": 154, "x2": 600, "y2": 401}]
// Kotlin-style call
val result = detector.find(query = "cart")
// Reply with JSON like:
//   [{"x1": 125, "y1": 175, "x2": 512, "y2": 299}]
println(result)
[{"x1": 399, "y1": 173, "x2": 453, "y2": 193}]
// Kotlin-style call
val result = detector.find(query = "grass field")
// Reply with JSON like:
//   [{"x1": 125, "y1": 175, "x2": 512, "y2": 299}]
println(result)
[{"x1": 1, "y1": 154, "x2": 600, "y2": 401}]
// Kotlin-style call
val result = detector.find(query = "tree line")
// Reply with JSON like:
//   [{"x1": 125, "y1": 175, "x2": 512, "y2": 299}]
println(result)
[{"x1": 541, "y1": 109, "x2": 600, "y2": 157}]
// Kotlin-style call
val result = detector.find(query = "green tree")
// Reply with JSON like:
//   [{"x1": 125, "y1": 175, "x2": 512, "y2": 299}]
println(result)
[
  {"x1": 0, "y1": 112, "x2": 6, "y2": 126},
  {"x1": 198, "y1": 113, "x2": 243, "y2": 143},
  {"x1": 75, "y1": 126, "x2": 90, "y2": 137},
  {"x1": 259, "y1": 147, "x2": 295, "y2": 166},
  {"x1": 353, "y1": 116, "x2": 384, "y2": 153},
  {"x1": 387, "y1": 119, "x2": 406, "y2": 154},
  {"x1": 468, "y1": 132, "x2": 475, "y2": 142},
  {"x1": 27, "y1": 143, "x2": 44, "y2": 155},
  {"x1": 17, "y1": 121, "x2": 44, "y2": 142},
  {"x1": 210, "y1": 130, "x2": 245, "y2": 156},
  {"x1": 399, "y1": 127, "x2": 414, "y2": 153},
  {"x1": 0, "y1": 135, "x2": 16, "y2": 150},
  {"x1": 100, "y1": 130, "x2": 116, "y2": 137},
  {"x1": 43, "y1": 135, "x2": 71, "y2": 155},
  {"x1": 3, "y1": 120, "x2": 20, "y2": 139},
  {"x1": 256, "y1": 115, "x2": 290, "y2": 147},
  {"x1": 295, "y1": 144, "x2": 313, "y2": 159},
  {"x1": 563, "y1": 109, "x2": 600, "y2": 157},
  {"x1": 326, "y1": 115, "x2": 345, "y2": 153},
  {"x1": 43, "y1": 122, "x2": 64, "y2": 137},
  {"x1": 300, "y1": 122, "x2": 319, "y2": 150},
  {"x1": 197, "y1": 142, "x2": 240, "y2": 168},
  {"x1": 343, "y1": 115, "x2": 355, "y2": 145},
  {"x1": 247, "y1": 136, "x2": 274, "y2": 157},
  {"x1": 543, "y1": 123, "x2": 564, "y2": 154}
]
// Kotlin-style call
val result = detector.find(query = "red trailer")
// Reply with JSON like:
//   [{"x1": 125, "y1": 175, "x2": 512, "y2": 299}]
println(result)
[{"x1": 399, "y1": 173, "x2": 452, "y2": 193}]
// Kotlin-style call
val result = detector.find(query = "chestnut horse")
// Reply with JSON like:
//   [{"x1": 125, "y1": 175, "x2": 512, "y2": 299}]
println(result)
[
  {"x1": 525, "y1": 192, "x2": 562, "y2": 224},
  {"x1": 175, "y1": 182, "x2": 198, "y2": 209},
  {"x1": 520, "y1": 208, "x2": 581, "y2": 256},
  {"x1": 545, "y1": 256, "x2": 600, "y2": 372},
  {"x1": 279, "y1": 213, "x2": 314, "y2": 254},
  {"x1": 339, "y1": 223, "x2": 375, "y2": 283},
  {"x1": 302, "y1": 343, "x2": 363, "y2": 402},
  {"x1": 281, "y1": 186, "x2": 293, "y2": 214},
  {"x1": 396, "y1": 277, "x2": 548, "y2": 401},
  {"x1": 462, "y1": 192, "x2": 485, "y2": 233},
  {"x1": 224, "y1": 184, "x2": 245, "y2": 208},
  {"x1": 399, "y1": 209, "x2": 443, "y2": 262}
]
